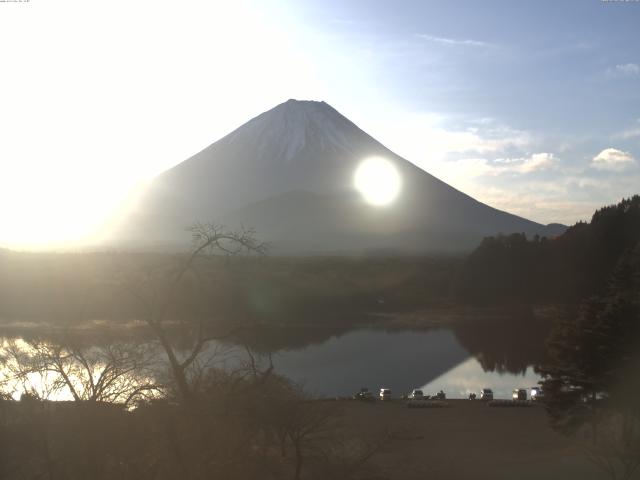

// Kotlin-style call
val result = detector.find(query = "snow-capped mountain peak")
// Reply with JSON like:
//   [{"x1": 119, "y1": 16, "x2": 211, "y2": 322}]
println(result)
[
  {"x1": 112, "y1": 99, "x2": 564, "y2": 252},
  {"x1": 224, "y1": 99, "x2": 356, "y2": 164}
]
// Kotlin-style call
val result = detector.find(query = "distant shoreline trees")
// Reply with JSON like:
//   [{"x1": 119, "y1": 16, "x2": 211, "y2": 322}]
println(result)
[{"x1": 455, "y1": 195, "x2": 640, "y2": 306}]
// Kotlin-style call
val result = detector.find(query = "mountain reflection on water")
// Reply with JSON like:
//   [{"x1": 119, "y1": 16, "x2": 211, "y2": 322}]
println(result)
[
  {"x1": 249, "y1": 326, "x2": 545, "y2": 398},
  {"x1": 260, "y1": 329, "x2": 469, "y2": 397},
  {"x1": 0, "y1": 315, "x2": 551, "y2": 400}
]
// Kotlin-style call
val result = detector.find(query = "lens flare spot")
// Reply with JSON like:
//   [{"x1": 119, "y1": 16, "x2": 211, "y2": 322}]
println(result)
[{"x1": 354, "y1": 156, "x2": 402, "y2": 206}]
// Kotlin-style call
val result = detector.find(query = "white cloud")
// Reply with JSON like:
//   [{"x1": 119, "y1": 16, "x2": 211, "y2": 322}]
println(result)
[
  {"x1": 616, "y1": 128, "x2": 640, "y2": 140},
  {"x1": 454, "y1": 152, "x2": 558, "y2": 177},
  {"x1": 470, "y1": 186, "x2": 590, "y2": 224},
  {"x1": 414, "y1": 33, "x2": 493, "y2": 48},
  {"x1": 513, "y1": 152, "x2": 558, "y2": 174},
  {"x1": 607, "y1": 63, "x2": 640, "y2": 78},
  {"x1": 363, "y1": 112, "x2": 531, "y2": 170},
  {"x1": 616, "y1": 63, "x2": 640, "y2": 75},
  {"x1": 614, "y1": 119, "x2": 640, "y2": 140},
  {"x1": 461, "y1": 170, "x2": 640, "y2": 226},
  {"x1": 358, "y1": 112, "x2": 637, "y2": 226},
  {"x1": 592, "y1": 148, "x2": 636, "y2": 171}
]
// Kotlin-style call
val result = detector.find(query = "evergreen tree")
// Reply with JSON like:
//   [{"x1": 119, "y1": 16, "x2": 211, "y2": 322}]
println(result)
[
  {"x1": 538, "y1": 243, "x2": 640, "y2": 479},
  {"x1": 455, "y1": 195, "x2": 640, "y2": 305}
]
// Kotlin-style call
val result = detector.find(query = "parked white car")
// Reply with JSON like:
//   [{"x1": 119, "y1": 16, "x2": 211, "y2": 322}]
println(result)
[
  {"x1": 379, "y1": 388, "x2": 392, "y2": 401},
  {"x1": 408, "y1": 389, "x2": 424, "y2": 400},
  {"x1": 530, "y1": 386, "x2": 544, "y2": 401}
]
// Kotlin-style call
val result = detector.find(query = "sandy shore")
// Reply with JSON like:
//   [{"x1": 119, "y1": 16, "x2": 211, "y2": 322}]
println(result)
[{"x1": 339, "y1": 399, "x2": 606, "y2": 480}]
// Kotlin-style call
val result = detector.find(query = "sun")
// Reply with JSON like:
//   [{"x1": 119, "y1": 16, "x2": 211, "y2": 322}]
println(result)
[{"x1": 353, "y1": 156, "x2": 402, "y2": 206}]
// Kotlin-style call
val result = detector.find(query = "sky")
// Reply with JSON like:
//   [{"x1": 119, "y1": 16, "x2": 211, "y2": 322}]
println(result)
[{"x1": 1, "y1": 0, "x2": 639, "y2": 248}]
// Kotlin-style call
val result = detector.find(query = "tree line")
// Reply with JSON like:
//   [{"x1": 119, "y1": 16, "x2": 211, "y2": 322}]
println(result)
[
  {"x1": 454, "y1": 195, "x2": 640, "y2": 480},
  {"x1": 455, "y1": 195, "x2": 640, "y2": 305}
]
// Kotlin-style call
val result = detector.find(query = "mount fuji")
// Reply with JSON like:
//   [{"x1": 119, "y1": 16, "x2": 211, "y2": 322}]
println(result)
[{"x1": 112, "y1": 99, "x2": 564, "y2": 253}]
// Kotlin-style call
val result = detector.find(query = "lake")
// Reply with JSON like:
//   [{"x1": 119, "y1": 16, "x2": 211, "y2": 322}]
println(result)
[
  {"x1": 0, "y1": 319, "x2": 547, "y2": 401},
  {"x1": 238, "y1": 328, "x2": 541, "y2": 399}
]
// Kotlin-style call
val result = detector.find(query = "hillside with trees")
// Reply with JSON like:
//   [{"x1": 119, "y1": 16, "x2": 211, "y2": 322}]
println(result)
[
  {"x1": 537, "y1": 225, "x2": 640, "y2": 480},
  {"x1": 455, "y1": 196, "x2": 640, "y2": 305},
  {"x1": 456, "y1": 195, "x2": 640, "y2": 480}
]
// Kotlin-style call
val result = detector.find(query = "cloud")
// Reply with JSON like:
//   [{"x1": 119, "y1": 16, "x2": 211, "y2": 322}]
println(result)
[
  {"x1": 373, "y1": 112, "x2": 637, "y2": 225},
  {"x1": 431, "y1": 127, "x2": 530, "y2": 157},
  {"x1": 592, "y1": 148, "x2": 636, "y2": 171},
  {"x1": 513, "y1": 152, "x2": 558, "y2": 173},
  {"x1": 462, "y1": 168, "x2": 640, "y2": 226},
  {"x1": 616, "y1": 128, "x2": 640, "y2": 140},
  {"x1": 616, "y1": 63, "x2": 640, "y2": 75},
  {"x1": 414, "y1": 33, "x2": 493, "y2": 48},
  {"x1": 366, "y1": 112, "x2": 532, "y2": 171},
  {"x1": 464, "y1": 152, "x2": 558, "y2": 177},
  {"x1": 613, "y1": 119, "x2": 640, "y2": 140},
  {"x1": 607, "y1": 63, "x2": 640, "y2": 78},
  {"x1": 470, "y1": 185, "x2": 594, "y2": 225},
  {"x1": 425, "y1": 153, "x2": 559, "y2": 210}
]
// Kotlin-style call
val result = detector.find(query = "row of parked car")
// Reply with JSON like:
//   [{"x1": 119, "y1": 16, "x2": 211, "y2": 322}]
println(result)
[
  {"x1": 353, "y1": 388, "x2": 445, "y2": 401},
  {"x1": 353, "y1": 386, "x2": 545, "y2": 401},
  {"x1": 468, "y1": 386, "x2": 545, "y2": 401}
]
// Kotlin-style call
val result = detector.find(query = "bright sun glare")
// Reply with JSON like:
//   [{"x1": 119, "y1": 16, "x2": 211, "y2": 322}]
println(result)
[{"x1": 354, "y1": 157, "x2": 402, "y2": 206}]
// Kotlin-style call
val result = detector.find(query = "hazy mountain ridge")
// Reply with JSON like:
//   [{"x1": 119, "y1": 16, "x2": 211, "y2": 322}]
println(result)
[{"x1": 113, "y1": 99, "x2": 565, "y2": 253}]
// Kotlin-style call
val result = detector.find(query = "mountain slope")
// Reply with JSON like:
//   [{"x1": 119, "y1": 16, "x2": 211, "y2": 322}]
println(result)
[{"x1": 112, "y1": 99, "x2": 564, "y2": 253}]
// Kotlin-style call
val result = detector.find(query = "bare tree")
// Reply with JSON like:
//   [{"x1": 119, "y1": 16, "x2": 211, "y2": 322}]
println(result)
[
  {"x1": 286, "y1": 399, "x2": 336, "y2": 480},
  {"x1": 122, "y1": 223, "x2": 266, "y2": 403},
  {"x1": 0, "y1": 336, "x2": 161, "y2": 407}
]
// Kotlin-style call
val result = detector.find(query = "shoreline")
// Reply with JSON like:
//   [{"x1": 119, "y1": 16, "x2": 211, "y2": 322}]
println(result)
[{"x1": 0, "y1": 303, "x2": 563, "y2": 333}]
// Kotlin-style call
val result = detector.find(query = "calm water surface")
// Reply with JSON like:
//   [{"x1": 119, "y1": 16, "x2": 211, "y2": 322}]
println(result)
[
  {"x1": 260, "y1": 328, "x2": 540, "y2": 399},
  {"x1": 0, "y1": 324, "x2": 544, "y2": 400}
]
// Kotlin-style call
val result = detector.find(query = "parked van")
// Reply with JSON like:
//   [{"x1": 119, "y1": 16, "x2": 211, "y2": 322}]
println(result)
[
  {"x1": 353, "y1": 388, "x2": 375, "y2": 402},
  {"x1": 379, "y1": 388, "x2": 392, "y2": 401},
  {"x1": 408, "y1": 389, "x2": 424, "y2": 400},
  {"x1": 512, "y1": 388, "x2": 527, "y2": 401},
  {"x1": 480, "y1": 388, "x2": 494, "y2": 401},
  {"x1": 530, "y1": 386, "x2": 544, "y2": 401}
]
